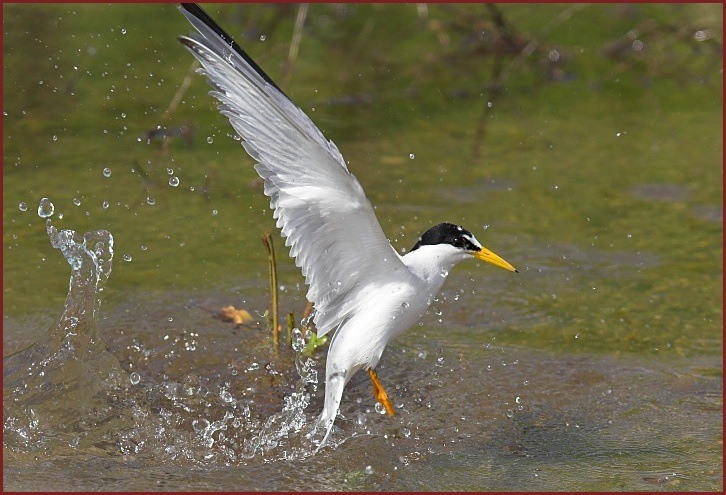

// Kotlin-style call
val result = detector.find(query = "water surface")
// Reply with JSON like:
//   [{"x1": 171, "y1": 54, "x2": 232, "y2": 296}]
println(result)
[{"x1": 3, "y1": 3, "x2": 722, "y2": 491}]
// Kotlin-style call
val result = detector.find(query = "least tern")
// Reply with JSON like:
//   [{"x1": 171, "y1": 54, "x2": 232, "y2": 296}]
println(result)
[{"x1": 178, "y1": 3, "x2": 517, "y2": 449}]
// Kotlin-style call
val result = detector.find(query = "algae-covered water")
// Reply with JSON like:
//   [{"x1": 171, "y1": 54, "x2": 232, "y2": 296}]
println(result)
[{"x1": 3, "y1": 3, "x2": 722, "y2": 491}]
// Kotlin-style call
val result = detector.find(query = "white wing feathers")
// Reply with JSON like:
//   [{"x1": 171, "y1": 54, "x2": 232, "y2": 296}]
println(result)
[{"x1": 178, "y1": 7, "x2": 406, "y2": 337}]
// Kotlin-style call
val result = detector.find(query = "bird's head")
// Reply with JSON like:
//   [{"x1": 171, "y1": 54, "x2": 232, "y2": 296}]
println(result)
[{"x1": 410, "y1": 222, "x2": 517, "y2": 272}]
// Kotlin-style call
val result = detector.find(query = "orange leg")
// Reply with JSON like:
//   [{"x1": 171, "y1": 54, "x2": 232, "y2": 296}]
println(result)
[{"x1": 368, "y1": 368, "x2": 395, "y2": 416}]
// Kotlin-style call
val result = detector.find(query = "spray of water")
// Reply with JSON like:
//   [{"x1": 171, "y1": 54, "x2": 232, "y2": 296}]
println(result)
[
  {"x1": 4, "y1": 198, "x2": 126, "y2": 456},
  {"x1": 242, "y1": 327, "x2": 324, "y2": 460},
  {"x1": 4, "y1": 198, "x2": 339, "y2": 463}
]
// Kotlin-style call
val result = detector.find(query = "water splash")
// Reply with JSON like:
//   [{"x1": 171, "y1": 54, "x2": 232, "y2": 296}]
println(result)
[
  {"x1": 3, "y1": 199, "x2": 336, "y2": 464},
  {"x1": 4, "y1": 199, "x2": 126, "y2": 456},
  {"x1": 241, "y1": 327, "x2": 324, "y2": 461},
  {"x1": 45, "y1": 221, "x2": 113, "y2": 320}
]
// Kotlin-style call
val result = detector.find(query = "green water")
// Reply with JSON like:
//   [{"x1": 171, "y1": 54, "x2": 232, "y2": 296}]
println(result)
[{"x1": 3, "y1": 3, "x2": 722, "y2": 491}]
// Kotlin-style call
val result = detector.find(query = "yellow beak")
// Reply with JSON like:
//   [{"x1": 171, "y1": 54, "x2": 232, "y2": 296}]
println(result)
[{"x1": 473, "y1": 246, "x2": 518, "y2": 272}]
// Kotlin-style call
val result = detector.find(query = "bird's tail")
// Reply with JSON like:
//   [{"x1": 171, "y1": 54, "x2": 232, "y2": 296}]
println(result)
[{"x1": 311, "y1": 371, "x2": 346, "y2": 452}]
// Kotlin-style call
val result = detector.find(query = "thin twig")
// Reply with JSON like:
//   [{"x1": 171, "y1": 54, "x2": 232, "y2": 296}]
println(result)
[
  {"x1": 159, "y1": 59, "x2": 199, "y2": 123},
  {"x1": 496, "y1": 4, "x2": 587, "y2": 84},
  {"x1": 261, "y1": 233, "x2": 279, "y2": 349},
  {"x1": 280, "y1": 3, "x2": 309, "y2": 89},
  {"x1": 472, "y1": 4, "x2": 588, "y2": 159},
  {"x1": 287, "y1": 312, "x2": 295, "y2": 347},
  {"x1": 302, "y1": 300, "x2": 314, "y2": 325}
]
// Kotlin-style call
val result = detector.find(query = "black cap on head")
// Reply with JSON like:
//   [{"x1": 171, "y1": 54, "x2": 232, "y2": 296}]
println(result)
[{"x1": 410, "y1": 222, "x2": 480, "y2": 252}]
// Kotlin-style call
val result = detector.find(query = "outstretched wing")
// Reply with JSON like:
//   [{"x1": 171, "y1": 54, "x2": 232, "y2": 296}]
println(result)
[{"x1": 178, "y1": 4, "x2": 406, "y2": 336}]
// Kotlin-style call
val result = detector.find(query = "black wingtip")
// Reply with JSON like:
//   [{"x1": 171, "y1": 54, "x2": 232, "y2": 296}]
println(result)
[
  {"x1": 178, "y1": 2, "x2": 288, "y2": 97},
  {"x1": 180, "y1": 3, "x2": 234, "y2": 46}
]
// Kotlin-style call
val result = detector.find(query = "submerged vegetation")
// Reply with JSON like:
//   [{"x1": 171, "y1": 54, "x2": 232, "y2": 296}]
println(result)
[{"x1": 4, "y1": 2, "x2": 721, "y2": 355}]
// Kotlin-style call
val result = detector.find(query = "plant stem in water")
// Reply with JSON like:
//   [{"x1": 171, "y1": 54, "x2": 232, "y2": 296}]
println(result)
[{"x1": 261, "y1": 233, "x2": 279, "y2": 349}]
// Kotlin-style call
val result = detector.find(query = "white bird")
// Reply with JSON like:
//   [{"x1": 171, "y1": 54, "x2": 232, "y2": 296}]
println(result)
[{"x1": 178, "y1": 3, "x2": 517, "y2": 449}]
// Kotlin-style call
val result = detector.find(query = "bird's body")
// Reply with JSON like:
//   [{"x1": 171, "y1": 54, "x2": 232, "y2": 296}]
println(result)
[
  {"x1": 317, "y1": 242, "x2": 480, "y2": 444},
  {"x1": 178, "y1": 3, "x2": 516, "y2": 450}
]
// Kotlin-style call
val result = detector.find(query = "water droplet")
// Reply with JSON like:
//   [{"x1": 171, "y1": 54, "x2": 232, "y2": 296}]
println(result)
[
  {"x1": 140, "y1": 245, "x2": 148, "y2": 251},
  {"x1": 506, "y1": 409, "x2": 514, "y2": 418},
  {"x1": 168, "y1": 176, "x2": 180, "y2": 187},
  {"x1": 146, "y1": 196, "x2": 156, "y2": 206},
  {"x1": 73, "y1": 197, "x2": 81, "y2": 206},
  {"x1": 364, "y1": 466, "x2": 373, "y2": 475},
  {"x1": 192, "y1": 418, "x2": 210, "y2": 433},
  {"x1": 694, "y1": 29, "x2": 710, "y2": 42},
  {"x1": 206, "y1": 136, "x2": 214, "y2": 144},
  {"x1": 220, "y1": 388, "x2": 235, "y2": 404},
  {"x1": 102, "y1": 200, "x2": 110, "y2": 209},
  {"x1": 103, "y1": 167, "x2": 112, "y2": 177},
  {"x1": 123, "y1": 254, "x2": 132, "y2": 262},
  {"x1": 129, "y1": 372, "x2": 140, "y2": 385},
  {"x1": 409, "y1": 153, "x2": 415, "y2": 159},
  {"x1": 401, "y1": 427, "x2": 411, "y2": 438},
  {"x1": 120, "y1": 28, "x2": 127, "y2": 35},
  {"x1": 259, "y1": 34, "x2": 266, "y2": 41},
  {"x1": 165, "y1": 445, "x2": 178, "y2": 457},
  {"x1": 18, "y1": 202, "x2": 28, "y2": 212},
  {"x1": 374, "y1": 402, "x2": 387, "y2": 415},
  {"x1": 166, "y1": 167, "x2": 174, "y2": 175},
  {"x1": 37, "y1": 198, "x2": 54, "y2": 218},
  {"x1": 211, "y1": 209, "x2": 218, "y2": 216},
  {"x1": 52, "y1": 135, "x2": 58, "y2": 142}
]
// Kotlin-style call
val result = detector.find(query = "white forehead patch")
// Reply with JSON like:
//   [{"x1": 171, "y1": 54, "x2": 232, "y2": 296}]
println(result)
[{"x1": 463, "y1": 233, "x2": 482, "y2": 250}]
